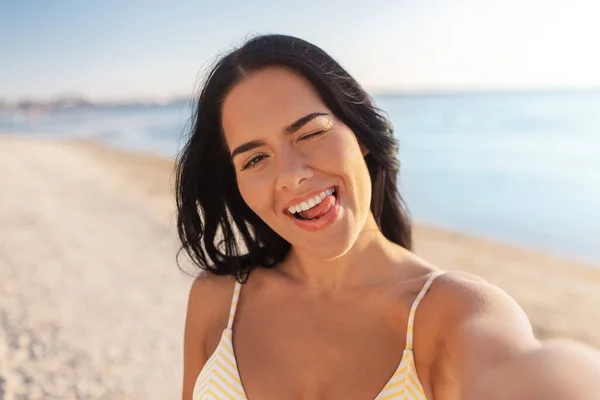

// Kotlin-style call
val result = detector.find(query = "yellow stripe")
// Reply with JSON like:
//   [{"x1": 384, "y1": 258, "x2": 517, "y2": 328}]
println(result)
[
  {"x1": 220, "y1": 344, "x2": 239, "y2": 372},
  {"x1": 397, "y1": 363, "x2": 409, "y2": 375},
  {"x1": 376, "y1": 389, "x2": 404, "y2": 400},
  {"x1": 194, "y1": 355, "x2": 219, "y2": 393},
  {"x1": 381, "y1": 375, "x2": 405, "y2": 390},
  {"x1": 213, "y1": 370, "x2": 246, "y2": 398},
  {"x1": 405, "y1": 381, "x2": 419, "y2": 399},
  {"x1": 208, "y1": 377, "x2": 238, "y2": 400},
  {"x1": 215, "y1": 358, "x2": 241, "y2": 384},
  {"x1": 407, "y1": 372, "x2": 423, "y2": 391},
  {"x1": 205, "y1": 386, "x2": 234, "y2": 400}
]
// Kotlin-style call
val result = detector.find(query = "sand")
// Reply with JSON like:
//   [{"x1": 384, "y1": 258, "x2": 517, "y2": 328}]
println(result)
[{"x1": 1, "y1": 134, "x2": 599, "y2": 399}]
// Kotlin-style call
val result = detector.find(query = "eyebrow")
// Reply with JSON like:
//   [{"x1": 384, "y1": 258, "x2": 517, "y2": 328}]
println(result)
[{"x1": 230, "y1": 112, "x2": 330, "y2": 160}]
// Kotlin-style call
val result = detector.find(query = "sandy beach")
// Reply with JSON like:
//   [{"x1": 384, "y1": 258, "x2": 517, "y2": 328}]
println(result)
[{"x1": 1, "y1": 134, "x2": 599, "y2": 399}]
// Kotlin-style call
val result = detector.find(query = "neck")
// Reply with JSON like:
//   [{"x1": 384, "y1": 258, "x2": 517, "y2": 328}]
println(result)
[{"x1": 279, "y1": 213, "x2": 409, "y2": 293}]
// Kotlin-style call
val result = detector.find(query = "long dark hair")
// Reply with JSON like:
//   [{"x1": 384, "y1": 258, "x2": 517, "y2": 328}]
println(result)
[{"x1": 175, "y1": 34, "x2": 412, "y2": 281}]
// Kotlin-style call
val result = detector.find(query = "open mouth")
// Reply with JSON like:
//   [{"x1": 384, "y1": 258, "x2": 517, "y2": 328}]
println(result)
[{"x1": 287, "y1": 187, "x2": 338, "y2": 221}]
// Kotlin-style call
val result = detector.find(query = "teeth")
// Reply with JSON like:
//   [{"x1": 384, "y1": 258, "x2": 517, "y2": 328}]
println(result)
[{"x1": 287, "y1": 187, "x2": 336, "y2": 214}]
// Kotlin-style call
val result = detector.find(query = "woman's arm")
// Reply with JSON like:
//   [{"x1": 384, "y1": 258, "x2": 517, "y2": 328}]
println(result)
[{"x1": 440, "y1": 272, "x2": 600, "y2": 400}]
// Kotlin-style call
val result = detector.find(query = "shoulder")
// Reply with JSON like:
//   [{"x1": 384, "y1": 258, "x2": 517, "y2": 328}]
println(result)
[
  {"x1": 425, "y1": 271, "x2": 540, "y2": 385},
  {"x1": 430, "y1": 270, "x2": 533, "y2": 332},
  {"x1": 188, "y1": 270, "x2": 238, "y2": 300},
  {"x1": 182, "y1": 273, "x2": 238, "y2": 398},
  {"x1": 186, "y1": 272, "x2": 238, "y2": 330},
  {"x1": 394, "y1": 252, "x2": 530, "y2": 332},
  {"x1": 185, "y1": 272, "x2": 239, "y2": 351}
]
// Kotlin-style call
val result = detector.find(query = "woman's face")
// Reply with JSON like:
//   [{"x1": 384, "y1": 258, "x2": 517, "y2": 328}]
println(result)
[{"x1": 221, "y1": 66, "x2": 372, "y2": 259}]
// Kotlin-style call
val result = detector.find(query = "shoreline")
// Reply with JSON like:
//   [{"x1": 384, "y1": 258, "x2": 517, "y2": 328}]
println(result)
[{"x1": 2, "y1": 133, "x2": 600, "y2": 398}]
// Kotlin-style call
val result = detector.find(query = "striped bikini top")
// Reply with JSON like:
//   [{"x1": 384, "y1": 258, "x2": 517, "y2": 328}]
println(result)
[{"x1": 194, "y1": 271, "x2": 444, "y2": 400}]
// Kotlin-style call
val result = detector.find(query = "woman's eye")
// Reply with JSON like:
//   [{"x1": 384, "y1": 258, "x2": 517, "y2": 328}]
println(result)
[
  {"x1": 241, "y1": 154, "x2": 268, "y2": 170},
  {"x1": 299, "y1": 130, "x2": 325, "y2": 142}
]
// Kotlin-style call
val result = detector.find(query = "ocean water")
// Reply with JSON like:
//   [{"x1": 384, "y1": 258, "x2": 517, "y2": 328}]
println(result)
[
  {"x1": 376, "y1": 91, "x2": 600, "y2": 265},
  {"x1": 1, "y1": 91, "x2": 599, "y2": 265}
]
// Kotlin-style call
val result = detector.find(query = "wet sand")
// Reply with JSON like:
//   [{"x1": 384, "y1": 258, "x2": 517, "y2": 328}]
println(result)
[{"x1": 1, "y1": 134, "x2": 599, "y2": 399}]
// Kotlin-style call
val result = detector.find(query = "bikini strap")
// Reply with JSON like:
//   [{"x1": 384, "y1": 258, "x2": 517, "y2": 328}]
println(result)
[
  {"x1": 226, "y1": 280, "x2": 242, "y2": 330},
  {"x1": 405, "y1": 271, "x2": 444, "y2": 350}
]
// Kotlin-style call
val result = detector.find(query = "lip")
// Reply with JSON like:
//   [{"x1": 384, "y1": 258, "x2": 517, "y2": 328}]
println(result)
[
  {"x1": 281, "y1": 185, "x2": 337, "y2": 215},
  {"x1": 285, "y1": 188, "x2": 341, "y2": 232}
]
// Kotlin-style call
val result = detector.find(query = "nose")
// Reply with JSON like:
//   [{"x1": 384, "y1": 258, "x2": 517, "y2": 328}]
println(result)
[{"x1": 275, "y1": 148, "x2": 314, "y2": 192}]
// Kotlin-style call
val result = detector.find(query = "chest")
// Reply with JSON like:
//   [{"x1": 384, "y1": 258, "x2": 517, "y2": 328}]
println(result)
[{"x1": 231, "y1": 293, "x2": 431, "y2": 399}]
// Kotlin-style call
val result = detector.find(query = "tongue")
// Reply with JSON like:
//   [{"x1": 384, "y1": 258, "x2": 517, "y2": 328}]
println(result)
[{"x1": 298, "y1": 195, "x2": 335, "y2": 220}]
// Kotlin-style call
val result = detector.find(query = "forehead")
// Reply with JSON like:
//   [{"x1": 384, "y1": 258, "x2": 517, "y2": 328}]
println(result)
[{"x1": 221, "y1": 66, "x2": 328, "y2": 141}]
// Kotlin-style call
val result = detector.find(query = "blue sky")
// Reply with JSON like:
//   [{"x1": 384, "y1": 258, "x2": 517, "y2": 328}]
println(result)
[{"x1": 2, "y1": 0, "x2": 600, "y2": 101}]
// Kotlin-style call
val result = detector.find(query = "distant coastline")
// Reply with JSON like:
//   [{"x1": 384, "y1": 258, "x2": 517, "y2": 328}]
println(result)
[
  {"x1": 0, "y1": 97, "x2": 191, "y2": 112},
  {"x1": 2, "y1": 86, "x2": 600, "y2": 112}
]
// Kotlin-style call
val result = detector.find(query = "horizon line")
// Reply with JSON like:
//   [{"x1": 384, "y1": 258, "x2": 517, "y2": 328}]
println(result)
[{"x1": 3, "y1": 85, "x2": 600, "y2": 106}]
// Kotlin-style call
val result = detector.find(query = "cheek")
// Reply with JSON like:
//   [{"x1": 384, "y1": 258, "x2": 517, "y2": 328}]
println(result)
[
  {"x1": 325, "y1": 132, "x2": 368, "y2": 181},
  {"x1": 237, "y1": 178, "x2": 257, "y2": 209},
  {"x1": 314, "y1": 130, "x2": 363, "y2": 171},
  {"x1": 237, "y1": 175, "x2": 271, "y2": 217},
  {"x1": 331, "y1": 133, "x2": 372, "y2": 205}
]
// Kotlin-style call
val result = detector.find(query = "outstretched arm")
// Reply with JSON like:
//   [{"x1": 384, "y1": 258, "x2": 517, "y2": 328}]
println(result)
[{"x1": 440, "y1": 272, "x2": 600, "y2": 400}]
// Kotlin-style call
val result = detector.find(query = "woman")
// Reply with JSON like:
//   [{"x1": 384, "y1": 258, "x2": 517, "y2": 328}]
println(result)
[{"x1": 178, "y1": 34, "x2": 600, "y2": 399}]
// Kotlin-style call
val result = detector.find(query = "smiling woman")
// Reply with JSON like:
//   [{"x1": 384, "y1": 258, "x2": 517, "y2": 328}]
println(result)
[{"x1": 176, "y1": 34, "x2": 600, "y2": 400}]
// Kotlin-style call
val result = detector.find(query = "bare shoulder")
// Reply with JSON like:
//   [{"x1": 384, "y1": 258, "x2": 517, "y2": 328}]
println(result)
[
  {"x1": 188, "y1": 270, "x2": 238, "y2": 300},
  {"x1": 182, "y1": 272, "x2": 237, "y2": 399},
  {"x1": 186, "y1": 272, "x2": 238, "y2": 335},
  {"x1": 431, "y1": 270, "x2": 533, "y2": 332},
  {"x1": 426, "y1": 271, "x2": 540, "y2": 384}
]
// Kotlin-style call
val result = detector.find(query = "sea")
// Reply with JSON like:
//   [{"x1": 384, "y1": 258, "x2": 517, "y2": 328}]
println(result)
[{"x1": 1, "y1": 90, "x2": 599, "y2": 265}]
